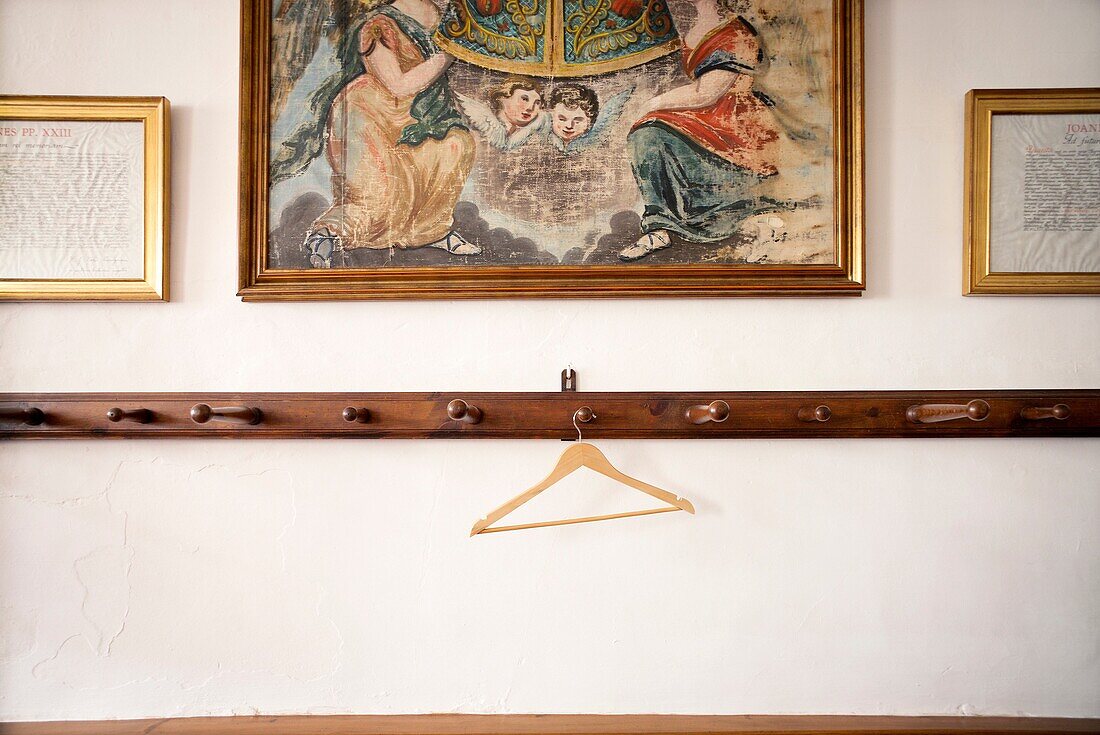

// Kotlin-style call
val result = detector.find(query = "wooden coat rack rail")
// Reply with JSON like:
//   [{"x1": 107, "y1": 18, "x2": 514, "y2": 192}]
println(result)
[{"x1": 1, "y1": 390, "x2": 1098, "y2": 440}]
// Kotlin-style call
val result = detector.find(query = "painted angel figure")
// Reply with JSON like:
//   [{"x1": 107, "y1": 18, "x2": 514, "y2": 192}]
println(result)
[
  {"x1": 545, "y1": 84, "x2": 632, "y2": 154},
  {"x1": 269, "y1": 0, "x2": 480, "y2": 267},
  {"x1": 455, "y1": 76, "x2": 549, "y2": 150}
]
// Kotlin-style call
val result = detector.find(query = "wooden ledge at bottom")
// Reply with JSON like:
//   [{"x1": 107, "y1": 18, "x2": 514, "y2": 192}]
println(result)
[{"x1": 0, "y1": 715, "x2": 1097, "y2": 735}]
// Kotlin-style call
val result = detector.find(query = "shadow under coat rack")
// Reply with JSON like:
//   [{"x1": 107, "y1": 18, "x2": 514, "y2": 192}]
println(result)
[{"x1": 2, "y1": 372, "x2": 1098, "y2": 440}]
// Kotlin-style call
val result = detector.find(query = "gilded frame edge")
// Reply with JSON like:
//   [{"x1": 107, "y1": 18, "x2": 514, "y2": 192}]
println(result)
[
  {"x1": 963, "y1": 87, "x2": 1100, "y2": 296},
  {"x1": 0, "y1": 95, "x2": 170, "y2": 302},
  {"x1": 237, "y1": 0, "x2": 864, "y2": 300}
]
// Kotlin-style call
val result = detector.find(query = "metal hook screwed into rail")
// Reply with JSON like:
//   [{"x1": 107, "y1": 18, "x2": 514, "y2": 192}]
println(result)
[{"x1": 572, "y1": 406, "x2": 595, "y2": 442}]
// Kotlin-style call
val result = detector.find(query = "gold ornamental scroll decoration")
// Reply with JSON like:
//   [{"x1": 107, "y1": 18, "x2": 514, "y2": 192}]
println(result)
[
  {"x1": 434, "y1": 0, "x2": 680, "y2": 77},
  {"x1": 441, "y1": 0, "x2": 544, "y2": 62},
  {"x1": 566, "y1": 0, "x2": 674, "y2": 62}
]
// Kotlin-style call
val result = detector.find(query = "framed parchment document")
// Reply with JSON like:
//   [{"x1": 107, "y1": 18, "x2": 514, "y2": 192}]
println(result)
[
  {"x1": 239, "y1": 0, "x2": 863, "y2": 300},
  {"x1": 965, "y1": 88, "x2": 1100, "y2": 295},
  {"x1": 0, "y1": 96, "x2": 169, "y2": 301}
]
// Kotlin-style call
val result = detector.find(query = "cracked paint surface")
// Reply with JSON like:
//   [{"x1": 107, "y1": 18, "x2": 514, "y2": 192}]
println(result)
[{"x1": 2, "y1": 451, "x2": 346, "y2": 715}]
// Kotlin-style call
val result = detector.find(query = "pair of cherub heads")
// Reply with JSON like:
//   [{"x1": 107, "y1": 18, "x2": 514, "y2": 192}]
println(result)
[
  {"x1": 458, "y1": 76, "x2": 627, "y2": 152},
  {"x1": 491, "y1": 77, "x2": 598, "y2": 144}
]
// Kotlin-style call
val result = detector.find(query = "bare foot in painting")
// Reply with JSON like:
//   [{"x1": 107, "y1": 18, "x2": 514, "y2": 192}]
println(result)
[
  {"x1": 427, "y1": 232, "x2": 482, "y2": 256},
  {"x1": 303, "y1": 227, "x2": 340, "y2": 268},
  {"x1": 619, "y1": 230, "x2": 671, "y2": 261}
]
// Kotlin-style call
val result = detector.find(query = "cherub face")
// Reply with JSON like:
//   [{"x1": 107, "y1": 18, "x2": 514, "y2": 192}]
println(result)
[
  {"x1": 499, "y1": 88, "x2": 543, "y2": 129},
  {"x1": 550, "y1": 104, "x2": 592, "y2": 143}
]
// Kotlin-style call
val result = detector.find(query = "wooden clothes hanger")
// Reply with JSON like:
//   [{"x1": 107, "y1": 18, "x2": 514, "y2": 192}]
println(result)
[{"x1": 470, "y1": 408, "x2": 696, "y2": 536}]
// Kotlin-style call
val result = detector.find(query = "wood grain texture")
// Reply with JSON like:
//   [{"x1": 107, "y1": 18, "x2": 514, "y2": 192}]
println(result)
[
  {"x1": 1, "y1": 391, "x2": 1099, "y2": 440},
  {"x1": 1, "y1": 715, "x2": 1098, "y2": 735}
]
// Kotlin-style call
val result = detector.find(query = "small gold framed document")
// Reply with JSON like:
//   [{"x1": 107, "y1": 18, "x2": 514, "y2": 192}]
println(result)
[
  {"x1": 0, "y1": 96, "x2": 169, "y2": 301},
  {"x1": 964, "y1": 88, "x2": 1100, "y2": 295}
]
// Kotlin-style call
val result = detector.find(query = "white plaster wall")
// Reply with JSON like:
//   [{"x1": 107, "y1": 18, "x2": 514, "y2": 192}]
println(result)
[{"x1": 1, "y1": 0, "x2": 1098, "y2": 721}]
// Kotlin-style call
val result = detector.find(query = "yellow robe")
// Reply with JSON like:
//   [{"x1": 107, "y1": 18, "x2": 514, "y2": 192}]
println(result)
[{"x1": 314, "y1": 15, "x2": 475, "y2": 250}]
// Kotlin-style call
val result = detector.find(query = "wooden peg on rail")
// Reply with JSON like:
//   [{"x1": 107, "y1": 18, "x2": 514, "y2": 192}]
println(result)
[
  {"x1": 447, "y1": 399, "x2": 482, "y2": 424},
  {"x1": 106, "y1": 407, "x2": 153, "y2": 424},
  {"x1": 1020, "y1": 404, "x2": 1070, "y2": 421},
  {"x1": 190, "y1": 404, "x2": 263, "y2": 425},
  {"x1": 343, "y1": 407, "x2": 371, "y2": 423},
  {"x1": 798, "y1": 405, "x2": 832, "y2": 423},
  {"x1": 906, "y1": 399, "x2": 990, "y2": 424},
  {"x1": 0, "y1": 406, "x2": 45, "y2": 426},
  {"x1": 686, "y1": 400, "x2": 729, "y2": 424}
]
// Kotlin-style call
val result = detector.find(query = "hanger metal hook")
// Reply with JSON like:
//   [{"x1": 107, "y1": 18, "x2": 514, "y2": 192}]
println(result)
[{"x1": 572, "y1": 406, "x2": 595, "y2": 442}]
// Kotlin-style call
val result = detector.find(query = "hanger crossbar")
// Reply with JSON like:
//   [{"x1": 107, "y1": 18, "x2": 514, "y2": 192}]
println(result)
[{"x1": 476, "y1": 506, "x2": 682, "y2": 534}]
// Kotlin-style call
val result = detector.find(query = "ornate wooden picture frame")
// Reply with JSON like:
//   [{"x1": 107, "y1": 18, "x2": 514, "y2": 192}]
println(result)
[
  {"x1": 964, "y1": 88, "x2": 1100, "y2": 295},
  {"x1": 0, "y1": 96, "x2": 170, "y2": 301},
  {"x1": 239, "y1": 0, "x2": 863, "y2": 300}
]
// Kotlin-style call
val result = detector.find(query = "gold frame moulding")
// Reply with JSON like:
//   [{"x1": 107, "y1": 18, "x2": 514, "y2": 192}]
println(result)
[
  {"x1": 238, "y1": 0, "x2": 863, "y2": 300},
  {"x1": 0, "y1": 96, "x2": 170, "y2": 302},
  {"x1": 964, "y1": 87, "x2": 1100, "y2": 296}
]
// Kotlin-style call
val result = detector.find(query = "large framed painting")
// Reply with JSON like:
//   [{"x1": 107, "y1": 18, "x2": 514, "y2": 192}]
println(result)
[
  {"x1": 964, "y1": 88, "x2": 1100, "y2": 295},
  {"x1": 239, "y1": 0, "x2": 863, "y2": 299}
]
